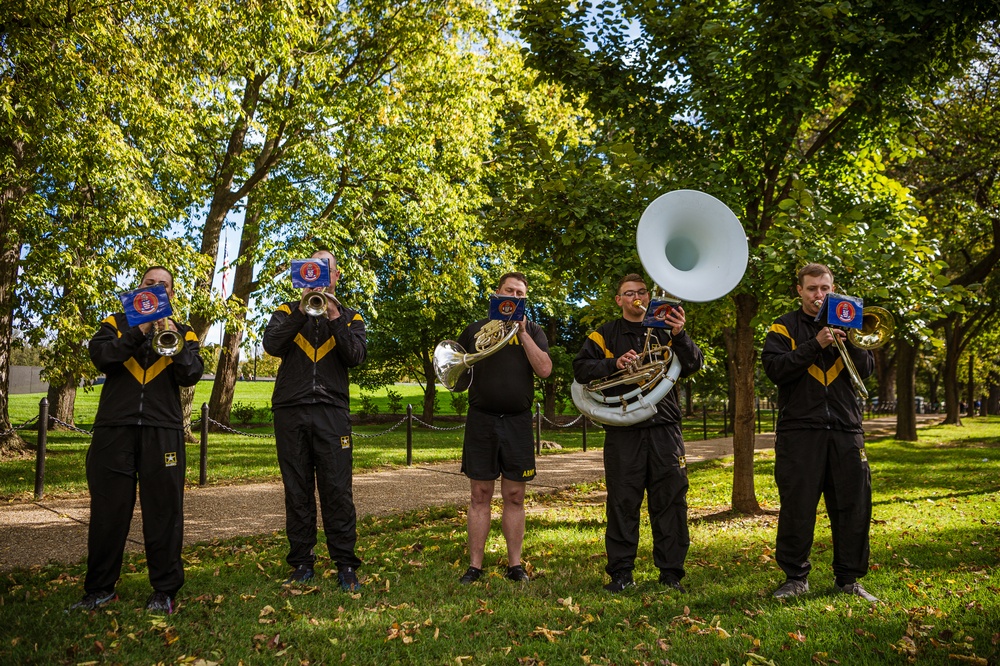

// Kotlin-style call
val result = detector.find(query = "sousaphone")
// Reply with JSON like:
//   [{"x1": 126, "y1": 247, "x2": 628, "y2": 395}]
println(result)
[{"x1": 572, "y1": 190, "x2": 749, "y2": 426}]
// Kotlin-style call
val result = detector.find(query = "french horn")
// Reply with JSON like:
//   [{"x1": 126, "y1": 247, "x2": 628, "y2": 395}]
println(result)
[
  {"x1": 572, "y1": 190, "x2": 749, "y2": 425},
  {"x1": 433, "y1": 319, "x2": 519, "y2": 392}
]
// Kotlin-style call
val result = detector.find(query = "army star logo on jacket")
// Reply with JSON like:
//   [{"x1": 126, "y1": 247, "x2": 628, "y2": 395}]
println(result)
[
  {"x1": 341, "y1": 435, "x2": 351, "y2": 449},
  {"x1": 164, "y1": 452, "x2": 178, "y2": 467}
]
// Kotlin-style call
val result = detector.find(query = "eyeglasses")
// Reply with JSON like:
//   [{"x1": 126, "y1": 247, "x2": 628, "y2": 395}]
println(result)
[{"x1": 620, "y1": 289, "x2": 648, "y2": 298}]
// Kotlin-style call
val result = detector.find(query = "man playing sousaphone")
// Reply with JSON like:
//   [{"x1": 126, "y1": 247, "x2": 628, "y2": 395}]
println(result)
[
  {"x1": 573, "y1": 273, "x2": 704, "y2": 593},
  {"x1": 454, "y1": 271, "x2": 552, "y2": 584}
]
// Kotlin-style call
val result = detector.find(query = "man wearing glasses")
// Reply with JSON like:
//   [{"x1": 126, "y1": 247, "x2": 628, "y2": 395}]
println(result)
[{"x1": 574, "y1": 273, "x2": 704, "y2": 593}]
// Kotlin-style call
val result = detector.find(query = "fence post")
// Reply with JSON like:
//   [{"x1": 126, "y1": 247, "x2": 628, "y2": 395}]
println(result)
[
  {"x1": 34, "y1": 398, "x2": 49, "y2": 500},
  {"x1": 702, "y1": 403, "x2": 708, "y2": 440},
  {"x1": 772, "y1": 406, "x2": 776, "y2": 432},
  {"x1": 581, "y1": 414, "x2": 587, "y2": 452},
  {"x1": 756, "y1": 397, "x2": 761, "y2": 434},
  {"x1": 406, "y1": 404, "x2": 413, "y2": 466},
  {"x1": 198, "y1": 403, "x2": 209, "y2": 486},
  {"x1": 722, "y1": 400, "x2": 728, "y2": 437},
  {"x1": 535, "y1": 403, "x2": 541, "y2": 455}
]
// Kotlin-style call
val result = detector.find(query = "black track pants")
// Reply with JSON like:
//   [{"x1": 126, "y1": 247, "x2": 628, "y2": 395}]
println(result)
[
  {"x1": 274, "y1": 406, "x2": 361, "y2": 570},
  {"x1": 85, "y1": 425, "x2": 186, "y2": 595},
  {"x1": 774, "y1": 429, "x2": 872, "y2": 583},
  {"x1": 603, "y1": 425, "x2": 689, "y2": 578}
]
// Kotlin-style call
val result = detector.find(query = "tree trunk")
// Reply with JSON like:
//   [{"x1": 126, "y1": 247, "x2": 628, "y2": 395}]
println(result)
[
  {"x1": 208, "y1": 207, "x2": 260, "y2": 427},
  {"x1": 727, "y1": 292, "x2": 760, "y2": 513},
  {"x1": 942, "y1": 317, "x2": 963, "y2": 425},
  {"x1": 420, "y1": 351, "x2": 436, "y2": 423},
  {"x1": 965, "y1": 353, "x2": 976, "y2": 418},
  {"x1": 988, "y1": 381, "x2": 999, "y2": 415},
  {"x1": 927, "y1": 364, "x2": 941, "y2": 411},
  {"x1": 874, "y1": 345, "x2": 896, "y2": 408},
  {"x1": 543, "y1": 319, "x2": 557, "y2": 422},
  {"x1": 894, "y1": 339, "x2": 918, "y2": 441},
  {"x1": 0, "y1": 189, "x2": 28, "y2": 456},
  {"x1": 209, "y1": 331, "x2": 242, "y2": 428},
  {"x1": 46, "y1": 377, "x2": 78, "y2": 429}
]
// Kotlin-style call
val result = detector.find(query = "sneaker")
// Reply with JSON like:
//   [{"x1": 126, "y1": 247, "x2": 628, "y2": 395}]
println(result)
[
  {"x1": 505, "y1": 565, "x2": 529, "y2": 582},
  {"x1": 282, "y1": 565, "x2": 314, "y2": 586},
  {"x1": 68, "y1": 590, "x2": 117, "y2": 612},
  {"x1": 458, "y1": 566, "x2": 484, "y2": 585},
  {"x1": 658, "y1": 571, "x2": 687, "y2": 593},
  {"x1": 603, "y1": 570, "x2": 635, "y2": 593},
  {"x1": 839, "y1": 582, "x2": 879, "y2": 602},
  {"x1": 145, "y1": 591, "x2": 174, "y2": 615},
  {"x1": 338, "y1": 566, "x2": 361, "y2": 592},
  {"x1": 773, "y1": 578, "x2": 809, "y2": 599}
]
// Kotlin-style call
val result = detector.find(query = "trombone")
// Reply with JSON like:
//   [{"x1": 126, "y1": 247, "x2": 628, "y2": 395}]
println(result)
[{"x1": 820, "y1": 302, "x2": 894, "y2": 401}]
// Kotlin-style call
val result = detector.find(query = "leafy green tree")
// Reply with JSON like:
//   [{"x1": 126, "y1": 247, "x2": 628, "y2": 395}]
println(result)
[
  {"x1": 899, "y1": 26, "x2": 1000, "y2": 429},
  {"x1": 514, "y1": 0, "x2": 997, "y2": 510},
  {"x1": 165, "y1": 0, "x2": 517, "y2": 426},
  {"x1": 1, "y1": 0, "x2": 198, "y2": 454}
]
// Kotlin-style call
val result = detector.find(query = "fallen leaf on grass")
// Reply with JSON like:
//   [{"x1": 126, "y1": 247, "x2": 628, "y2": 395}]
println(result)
[
  {"x1": 788, "y1": 631, "x2": 806, "y2": 643},
  {"x1": 948, "y1": 656, "x2": 987, "y2": 665},
  {"x1": 529, "y1": 625, "x2": 565, "y2": 643}
]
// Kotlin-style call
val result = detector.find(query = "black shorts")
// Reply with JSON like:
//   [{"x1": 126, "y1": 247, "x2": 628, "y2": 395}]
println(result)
[{"x1": 461, "y1": 407, "x2": 536, "y2": 482}]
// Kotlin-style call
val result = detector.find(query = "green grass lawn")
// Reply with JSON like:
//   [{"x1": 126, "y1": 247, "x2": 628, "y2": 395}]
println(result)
[{"x1": 1, "y1": 419, "x2": 998, "y2": 664}]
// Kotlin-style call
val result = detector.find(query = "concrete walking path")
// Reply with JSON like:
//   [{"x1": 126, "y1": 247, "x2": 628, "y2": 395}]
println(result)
[{"x1": 0, "y1": 415, "x2": 940, "y2": 571}]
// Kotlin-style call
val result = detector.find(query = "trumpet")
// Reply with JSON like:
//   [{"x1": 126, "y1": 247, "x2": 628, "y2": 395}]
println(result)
[
  {"x1": 300, "y1": 290, "x2": 341, "y2": 317},
  {"x1": 152, "y1": 319, "x2": 183, "y2": 357}
]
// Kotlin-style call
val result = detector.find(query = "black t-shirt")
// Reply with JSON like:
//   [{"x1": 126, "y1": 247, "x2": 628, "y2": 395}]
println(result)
[{"x1": 458, "y1": 319, "x2": 549, "y2": 415}]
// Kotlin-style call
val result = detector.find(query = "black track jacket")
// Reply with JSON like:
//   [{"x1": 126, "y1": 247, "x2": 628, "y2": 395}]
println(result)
[
  {"x1": 89, "y1": 313, "x2": 204, "y2": 429},
  {"x1": 762, "y1": 308, "x2": 874, "y2": 433},
  {"x1": 263, "y1": 302, "x2": 367, "y2": 411}
]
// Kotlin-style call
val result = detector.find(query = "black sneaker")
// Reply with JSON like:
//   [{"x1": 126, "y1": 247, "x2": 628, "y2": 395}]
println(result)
[
  {"x1": 145, "y1": 591, "x2": 174, "y2": 615},
  {"x1": 338, "y1": 566, "x2": 361, "y2": 592},
  {"x1": 773, "y1": 578, "x2": 809, "y2": 599},
  {"x1": 282, "y1": 565, "x2": 315, "y2": 586},
  {"x1": 839, "y1": 582, "x2": 878, "y2": 602},
  {"x1": 68, "y1": 590, "x2": 117, "y2": 612},
  {"x1": 658, "y1": 571, "x2": 687, "y2": 593},
  {"x1": 505, "y1": 565, "x2": 529, "y2": 582},
  {"x1": 603, "y1": 570, "x2": 634, "y2": 593},
  {"x1": 459, "y1": 566, "x2": 484, "y2": 584}
]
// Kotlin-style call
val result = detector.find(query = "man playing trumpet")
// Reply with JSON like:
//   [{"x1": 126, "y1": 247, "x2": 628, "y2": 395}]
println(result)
[
  {"x1": 762, "y1": 262, "x2": 878, "y2": 602},
  {"x1": 70, "y1": 266, "x2": 203, "y2": 614},
  {"x1": 263, "y1": 250, "x2": 367, "y2": 591}
]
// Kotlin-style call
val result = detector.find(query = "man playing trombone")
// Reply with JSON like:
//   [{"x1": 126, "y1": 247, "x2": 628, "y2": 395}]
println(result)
[
  {"x1": 263, "y1": 250, "x2": 367, "y2": 591},
  {"x1": 762, "y1": 262, "x2": 878, "y2": 602},
  {"x1": 573, "y1": 273, "x2": 704, "y2": 593}
]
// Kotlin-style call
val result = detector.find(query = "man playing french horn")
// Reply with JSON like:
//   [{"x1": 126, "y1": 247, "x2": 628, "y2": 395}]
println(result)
[
  {"x1": 573, "y1": 273, "x2": 704, "y2": 593},
  {"x1": 456, "y1": 271, "x2": 552, "y2": 585},
  {"x1": 762, "y1": 262, "x2": 878, "y2": 602}
]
